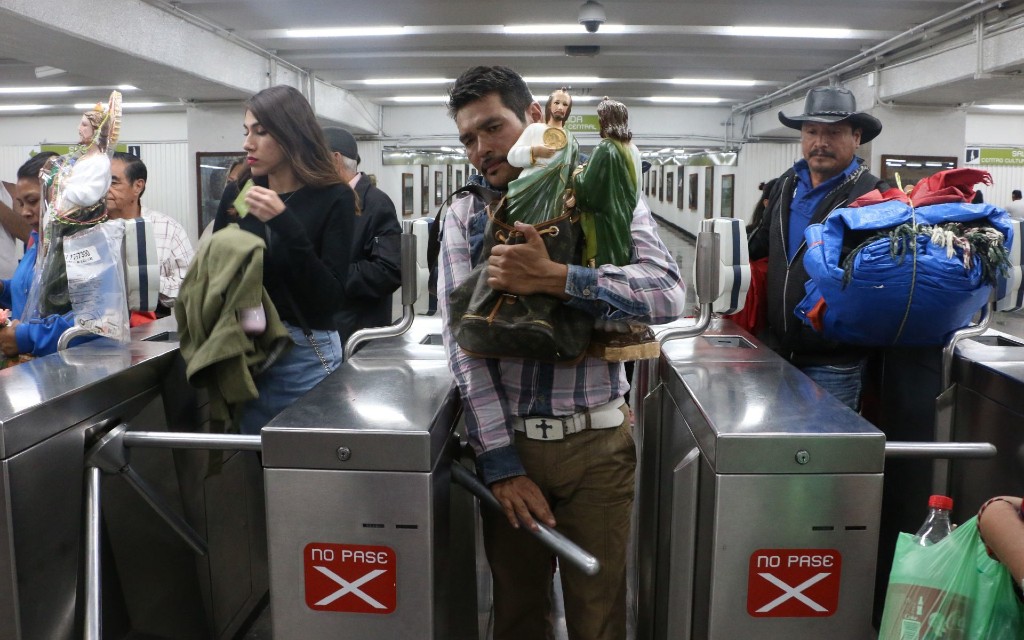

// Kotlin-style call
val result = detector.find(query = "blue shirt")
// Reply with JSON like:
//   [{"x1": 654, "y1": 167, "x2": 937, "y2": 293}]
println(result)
[
  {"x1": 1, "y1": 231, "x2": 83, "y2": 357},
  {"x1": 786, "y1": 157, "x2": 862, "y2": 262}
]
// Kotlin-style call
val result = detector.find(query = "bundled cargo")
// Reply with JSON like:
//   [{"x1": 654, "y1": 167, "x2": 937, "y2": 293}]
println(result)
[{"x1": 795, "y1": 169, "x2": 1013, "y2": 346}]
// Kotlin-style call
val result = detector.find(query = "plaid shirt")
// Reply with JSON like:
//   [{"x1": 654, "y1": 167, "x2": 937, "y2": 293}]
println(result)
[
  {"x1": 141, "y1": 207, "x2": 195, "y2": 308},
  {"x1": 439, "y1": 191, "x2": 686, "y2": 484}
]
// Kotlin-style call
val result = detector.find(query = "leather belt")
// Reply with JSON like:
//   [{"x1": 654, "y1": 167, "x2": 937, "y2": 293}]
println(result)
[{"x1": 511, "y1": 397, "x2": 625, "y2": 442}]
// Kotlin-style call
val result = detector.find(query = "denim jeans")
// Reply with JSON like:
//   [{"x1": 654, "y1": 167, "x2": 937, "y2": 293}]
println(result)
[
  {"x1": 239, "y1": 322, "x2": 341, "y2": 435},
  {"x1": 800, "y1": 360, "x2": 865, "y2": 411}
]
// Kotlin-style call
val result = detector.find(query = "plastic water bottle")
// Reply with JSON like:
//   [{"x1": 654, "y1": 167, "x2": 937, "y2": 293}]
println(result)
[{"x1": 914, "y1": 494, "x2": 954, "y2": 546}]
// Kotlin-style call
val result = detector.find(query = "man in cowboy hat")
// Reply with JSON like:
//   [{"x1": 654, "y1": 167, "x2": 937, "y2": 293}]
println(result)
[{"x1": 749, "y1": 85, "x2": 886, "y2": 410}]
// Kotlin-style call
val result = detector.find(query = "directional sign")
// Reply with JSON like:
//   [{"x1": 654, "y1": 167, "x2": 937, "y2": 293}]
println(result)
[
  {"x1": 304, "y1": 542, "x2": 397, "y2": 614},
  {"x1": 747, "y1": 549, "x2": 841, "y2": 618}
]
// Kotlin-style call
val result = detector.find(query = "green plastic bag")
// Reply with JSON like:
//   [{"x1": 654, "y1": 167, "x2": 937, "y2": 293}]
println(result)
[{"x1": 879, "y1": 516, "x2": 1023, "y2": 640}]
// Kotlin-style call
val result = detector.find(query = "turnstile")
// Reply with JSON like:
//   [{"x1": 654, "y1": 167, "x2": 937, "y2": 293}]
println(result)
[
  {"x1": 636, "y1": 319, "x2": 885, "y2": 640},
  {"x1": 0, "y1": 317, "x2": 268, "y2": 640},
  {"x1": 261, "y1": 321, "x2": 475, "y2": 639}
]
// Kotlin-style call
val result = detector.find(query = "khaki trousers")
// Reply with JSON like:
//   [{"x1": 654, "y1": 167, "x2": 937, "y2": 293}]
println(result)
[{"x1": 483, "y1": 406, "x2": 635, "y2": 640}]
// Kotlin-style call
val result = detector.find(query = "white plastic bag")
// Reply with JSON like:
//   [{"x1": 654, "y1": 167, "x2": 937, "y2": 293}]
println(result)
[{"x1": 63, "y1": 221, "x2": 129, "y2": 343}]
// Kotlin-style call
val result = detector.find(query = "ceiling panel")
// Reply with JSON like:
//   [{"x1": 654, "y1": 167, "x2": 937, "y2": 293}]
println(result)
[{"x1": 0, "y1": 0, "x2": 1020, "y2": 123}]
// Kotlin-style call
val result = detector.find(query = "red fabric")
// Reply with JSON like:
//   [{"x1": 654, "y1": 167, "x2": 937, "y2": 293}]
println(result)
[
  {"x1": 805, "y1": 297, "x2": 828, "y2": 333},
  {"x1": 130, "y1": 311, "x2": 157, "y2": 327},
  {"x1": 724, "y1": 257, "x2": 768, "y2": 336},
  {"x1": 909, "y1": 168, "x2": 992, "y2": 206},
  {"x1": 846, "y1": 168, "x2": 993, "y2": 209},
  {"x1": 848, "y1": 187, "x2": 910, "y2": 208}
]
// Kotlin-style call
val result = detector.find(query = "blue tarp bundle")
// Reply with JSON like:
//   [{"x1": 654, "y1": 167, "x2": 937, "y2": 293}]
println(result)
[{"x1": 796, "y1": 201, "x2": 1013, "y2": 346}]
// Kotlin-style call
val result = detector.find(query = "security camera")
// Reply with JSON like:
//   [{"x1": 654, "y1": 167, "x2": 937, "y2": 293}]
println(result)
[{"x1": 579, "y1": 0, "x2": 606, "y2": 33}]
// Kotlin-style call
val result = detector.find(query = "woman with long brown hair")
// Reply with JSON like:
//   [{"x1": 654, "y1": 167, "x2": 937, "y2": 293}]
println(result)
[{"x1": 212, "y1": 84, "x2": 356, "y2": 434}]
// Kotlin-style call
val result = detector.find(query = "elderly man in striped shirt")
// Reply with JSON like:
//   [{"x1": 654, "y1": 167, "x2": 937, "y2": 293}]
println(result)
[
  {"x1": 106, "y1": 151, "x2": 194, "y2": 314},
  {"x1": 441, "y1": 65, "x2": 686, "y2": 640}
]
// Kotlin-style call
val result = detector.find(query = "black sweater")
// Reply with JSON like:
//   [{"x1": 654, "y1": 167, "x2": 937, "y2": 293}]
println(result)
[{"x1": 214, "y1": 178, "x2": 356, "y2": 330}]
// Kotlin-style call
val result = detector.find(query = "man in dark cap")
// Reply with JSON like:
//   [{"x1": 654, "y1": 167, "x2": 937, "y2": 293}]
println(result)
[
  {"x1": 749, "y1": 86, "x2": 887, "y2": 410},
  {"x1": 322, "y1": 127, "x2": 402, "y2": 350}
]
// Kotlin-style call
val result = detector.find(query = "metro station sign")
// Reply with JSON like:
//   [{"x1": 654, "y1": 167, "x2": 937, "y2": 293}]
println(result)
[
  {"x1": 304, "y1": 542, "x2": 397, "y2": 614},
  {"x1": 964, "y1": 147, "x2": 1024, "y2": 166},
  {"x1": 565, "y1": 114, "x2": 600, "y2": 133},
  {"x1": 747, "y1": 548, "x2": 842, "y2": 617}
]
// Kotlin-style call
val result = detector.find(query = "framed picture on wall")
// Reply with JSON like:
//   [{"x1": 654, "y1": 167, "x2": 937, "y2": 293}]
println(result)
[
  {"x1": 704, "y1": 166, "x2": 714, "y2": 218},
  {"x1": 434, "y1": 171, "x2": 443, "y2": 205},
  {"x1": 446, "y1": 164, "x2": 453, "y2": 195},
  {"x1": 688, "y1": 173, "x2": 698, "y2": 210},
  {"x1": 658, "y1": 169, "x2": 664, "y2": 202},
  {"x1": 721, "y1": 174, "x2": 735, "y2": 217},
  {"x1": 666, "y1": 172, "x2": 674, "y2": 204},
  {"x1": 464, "y1": 164, "x2": 471, "y2": 182},
  {"x1": 456, "y1": 170, "x2": 463, "y2": 188},
  {"x1": 195, "y1": 151, "x2": 245, "y2": 233},
  {"x1": 421, "y1": 165, "x2": 429, "y2": 215},
  {"x1": 676, "y1": 176, "x2": 685, "y2": 210},
  {"x1": 401, "y1": 173, "x2": 414, "y2": 216}
]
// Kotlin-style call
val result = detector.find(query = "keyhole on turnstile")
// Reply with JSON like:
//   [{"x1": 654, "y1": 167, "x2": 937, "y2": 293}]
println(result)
[
  {"x1": 336, "y1": 447, "x2": 352, "y2": 462},
  {"x1": 795, "y1": 450, "x2": 810, "y2": 465}
]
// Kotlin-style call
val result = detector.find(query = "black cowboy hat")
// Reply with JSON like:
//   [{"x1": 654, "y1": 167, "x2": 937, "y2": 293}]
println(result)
[{"x1": 778, "y1": 86, "x2": 882, "y2": 144}]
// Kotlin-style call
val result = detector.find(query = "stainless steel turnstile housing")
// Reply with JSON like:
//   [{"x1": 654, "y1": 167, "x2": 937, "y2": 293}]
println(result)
[
  {"x1": 262, "y1": 317, "x2": 478, "y2": 639},
  {"x1": 0, "y1": 318, "x2": 268, "y2": 639},
  {"x1": 637, "y1": 319, "x2": 885, "y2": 640}
]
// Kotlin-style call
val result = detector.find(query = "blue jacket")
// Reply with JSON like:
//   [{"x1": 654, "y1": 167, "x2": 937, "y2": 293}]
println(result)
[{"x1": 1, "y1": 231, "x2": 81, "y2": 356}]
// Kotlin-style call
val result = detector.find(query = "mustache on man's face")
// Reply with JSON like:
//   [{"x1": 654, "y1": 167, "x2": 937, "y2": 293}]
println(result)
[{"x1": 809, "y1": 149, "x2": 836, "y2": 159}]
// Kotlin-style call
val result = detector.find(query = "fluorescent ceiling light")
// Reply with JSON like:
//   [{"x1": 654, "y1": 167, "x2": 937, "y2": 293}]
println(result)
[
  {"x1": 647, "y1": 96, "x2": 723, "y2": 104},
  {"x1": 0, "y1": 104, "x2": 50, "y2": 112},
  {"x1": 0, "y1": 85, "x2": 140, "y2": 95},
  {"x1": 977, "y1": 104, "x2": 1024, "y2": 111},
  {"x1": 363, "y1": 78, "x2": 452, "y2": 86},
  {"x1": 73, "y1": 101, "x2": 173, "y2": 109},
  {"x1": 726, "y1": 26, "x2": 854, "y2": 39},
  {"x1": 531, "y1": 94, "x2": 597, "y2": 103},
  {"x1": 0, "y1": 86, "x2": 79, "y2": 94},
  {"x1": 391, "y1": 96, "x2": 449, "y2": 103},
  {"x1": 670, "y1": 78, "x2": 756, "y2": 87},
  {"x1": 284, "y1": 26, "x2": 406, "y2": 38},
  {"x1": 504, "y1": 24, "x2": 626, "y2": 34},
  {"x1": 525, "y1": 76, "x2": 601, "y2": 84},
  {"x1": 34, "y1": 66, "x2": 65, "y2": 79}
]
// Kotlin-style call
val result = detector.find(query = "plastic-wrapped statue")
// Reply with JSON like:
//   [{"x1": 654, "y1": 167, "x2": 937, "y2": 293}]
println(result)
[
  {"x1": 29, "y1": 91, "x2": 121, "y2": 317},
  {"x1": 571, "y1": 97, "x2": 642, "y2": 267}
]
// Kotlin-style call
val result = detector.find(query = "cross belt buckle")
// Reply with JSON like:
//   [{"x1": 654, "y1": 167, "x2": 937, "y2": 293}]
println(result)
[{"x1": 523, "y1": 417, "x2": 566, "y2": 441}]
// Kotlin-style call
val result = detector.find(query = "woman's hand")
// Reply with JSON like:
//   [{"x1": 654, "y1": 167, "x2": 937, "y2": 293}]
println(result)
[{"x1": 244, "y1": 186, "x2": 288, "y2": 222}]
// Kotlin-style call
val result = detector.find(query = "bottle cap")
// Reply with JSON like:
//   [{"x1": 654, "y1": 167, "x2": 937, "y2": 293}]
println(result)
[{"x1": 928, "y1": 495, "x2": 953, "y2": 510}]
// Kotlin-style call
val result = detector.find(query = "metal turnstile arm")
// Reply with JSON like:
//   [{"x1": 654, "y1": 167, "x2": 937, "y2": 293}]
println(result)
[
  {"x1": 449, "y1": 462, "x2": 601, "y2": 576},
  {"x1": 884, "y1": 441, "x2": 997, "y2": 458},
  {"x1": 345, "y1": 221, "x2": 420, "y2": 359}
]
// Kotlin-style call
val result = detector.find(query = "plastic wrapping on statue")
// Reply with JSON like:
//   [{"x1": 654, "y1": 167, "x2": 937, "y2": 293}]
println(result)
[
  {"x1": 24, "y1": 90, "x2": 122, "y2": 322},
  {"x1": 63, "y1": 222, "x2": 130, "y2": 343},
  {"x1": 504, "y1": 131, "x2": 579, "y2": 226}
]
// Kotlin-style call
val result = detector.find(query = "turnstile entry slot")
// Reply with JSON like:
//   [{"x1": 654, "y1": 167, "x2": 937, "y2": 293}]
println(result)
[
  {"x1": 142, "y1": 331, "x2": 178, "y2": 342},
  {"x1": 700, "y1": 335, "x2": 754, "y2": 349},
  {"x1": 967, "y1": 334, "x2": 1024, "y2": 347}
]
